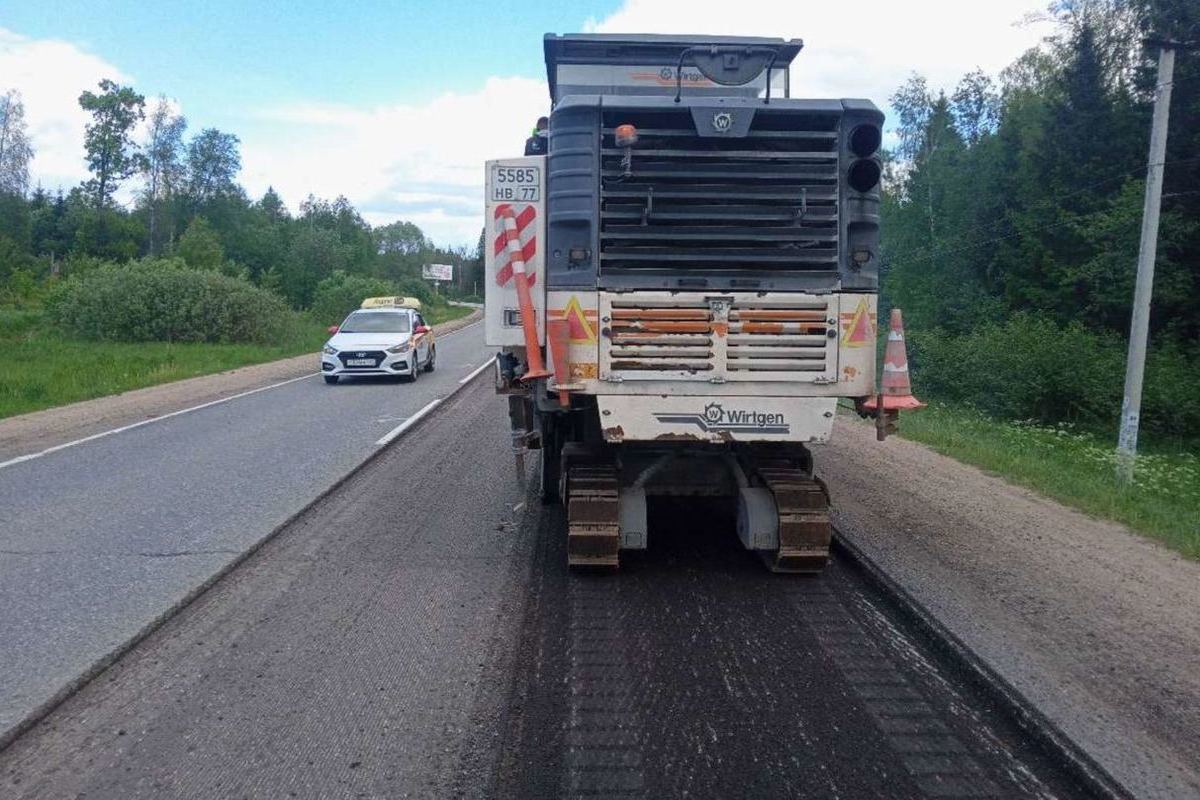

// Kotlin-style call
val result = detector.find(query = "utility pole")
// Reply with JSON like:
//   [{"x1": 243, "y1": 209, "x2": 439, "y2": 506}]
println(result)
[{"x1": 1117, "y1": 41, "x2": 1176, "y2": 484}]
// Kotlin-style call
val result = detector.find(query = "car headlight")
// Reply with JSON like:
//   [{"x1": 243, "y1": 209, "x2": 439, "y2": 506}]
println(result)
[
  {"x1": 322, "y1": 344, "x2": 337, "y2": 355},
  {"x1": 386, "y1": 342, "x2": 410, "y2": 354}
]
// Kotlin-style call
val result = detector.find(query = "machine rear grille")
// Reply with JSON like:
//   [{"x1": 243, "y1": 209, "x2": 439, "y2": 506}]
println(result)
[
  {"x1": 600, "y1": 109, "x2": 840, "y2": 276},
  {"x1": 602, "y1": 294, "x2": 836, "y2": 383}
]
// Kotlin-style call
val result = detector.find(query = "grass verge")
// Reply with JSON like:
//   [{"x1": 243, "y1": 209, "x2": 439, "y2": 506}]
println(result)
[
  {"x1": 1, "y1": 303, "x2": 475, "y2": 420},
  {"x1": 1, "y1": 309, "x2": 332, "y2": 420},
  {"x1": 424, "y1": 303, "x2": 474, "y2": 326},
  {"x1": 890, "y1": 401, "x2": 1199, "y2": 560}
]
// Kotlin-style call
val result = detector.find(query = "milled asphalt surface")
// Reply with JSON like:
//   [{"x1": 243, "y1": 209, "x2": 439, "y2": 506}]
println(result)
[
  {"x1": 2, "y1": 381, "x2": 1102, "y2": 799},
  {"x1": 492, "y1": 498, "x2": 1099, "y2": 800},
  {"x1": 0, "y1": 321, "x2": 492, "y2": 746}
]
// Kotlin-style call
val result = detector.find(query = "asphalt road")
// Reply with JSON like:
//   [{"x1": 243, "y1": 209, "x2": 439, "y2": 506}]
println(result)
[
  {"x1": 0, "y1": 321, "x2": 492, "y2": 745},
  {"x1": 1, "y1": 378, "x2": 1101, "y2": 799}
]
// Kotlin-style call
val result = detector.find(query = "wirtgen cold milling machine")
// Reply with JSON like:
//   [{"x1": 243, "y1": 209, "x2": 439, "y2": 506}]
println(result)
[{"x1": 486, "y1": 34, "x2": 921, "y2": 571}]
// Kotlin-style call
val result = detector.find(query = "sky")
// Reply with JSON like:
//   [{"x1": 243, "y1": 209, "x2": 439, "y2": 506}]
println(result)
[{"x1": 0, "y1": 0, "x2": 1055, "y2": 247}]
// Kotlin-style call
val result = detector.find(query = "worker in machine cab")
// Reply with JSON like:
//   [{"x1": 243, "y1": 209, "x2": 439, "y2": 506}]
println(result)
[{"x1": 524, "y1": 116, "x2": 548, "y2": 156}]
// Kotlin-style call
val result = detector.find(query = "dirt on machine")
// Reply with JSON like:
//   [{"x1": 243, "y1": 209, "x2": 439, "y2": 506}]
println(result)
[{"x1": 485, "y1": 33, "x2": 920, "y2": 572}]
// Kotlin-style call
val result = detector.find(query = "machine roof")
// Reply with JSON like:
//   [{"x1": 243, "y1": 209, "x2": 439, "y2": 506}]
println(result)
[{"x1": 543, "y1": 33, "x2": 804, "y2": 103}]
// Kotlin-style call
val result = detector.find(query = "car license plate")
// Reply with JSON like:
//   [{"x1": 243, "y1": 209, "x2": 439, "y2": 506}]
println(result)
[
  {"x1": 490, "y1": 165, "x2": 540, "y2": 202},
  {"x1": 347, "y1": 358, "x2": 375, "y2": 367}
]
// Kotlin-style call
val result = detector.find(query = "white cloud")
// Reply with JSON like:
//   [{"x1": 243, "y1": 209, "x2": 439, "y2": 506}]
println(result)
[
  {"x1": 0, "y1": 27, "x2": 131, "y2": 192},
  {"x1": 585, "y1": 0, "x2": 1053, "y2": 103},
  {"x1": 240, "y1": 76, "x2": 546, "y2": 246}
]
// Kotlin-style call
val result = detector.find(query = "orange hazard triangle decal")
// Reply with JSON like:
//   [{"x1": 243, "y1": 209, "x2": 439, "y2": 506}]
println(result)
[
  {"x1": 840, "y1": 299, "x2": 873, "y2": 348},
  {"x1": 561, "y1": 296, "x2": 597, "y2": 343}
]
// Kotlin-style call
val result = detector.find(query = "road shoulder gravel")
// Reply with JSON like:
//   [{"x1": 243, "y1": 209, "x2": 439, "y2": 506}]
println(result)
[
  {"x1": 0, "y1": 310, "x2": 482, "y2": 462},
  {"x1": 817, "y1": 416, "x2": 1200, "y2": 800}
]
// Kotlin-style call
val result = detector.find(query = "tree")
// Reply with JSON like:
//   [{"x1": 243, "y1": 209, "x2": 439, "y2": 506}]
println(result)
[
  {"x1": 141, "y1": 96, "x2": 187, "y2": 254},
  {"x1": 280, "y1": 226, "x2": 348, "y2": 307},
  {"x1": 297, "y1": 194, "x2": 373, "y2": 271},
  {"x1": 375, "y1": 220, "x2": 429, "y2": 256},
  {"x1": 78, "y1": 79, "x2": 146, "y2": 207},
  {"x1": 0, "y1": 90, "x2": 34, "y2": 196},
  {"x1": 951, "y1": 70, "x2": 999, "y2": 144},
  {"x1": 995, "y1": 22, "x2": 1143, "y2": 319},
  {"x1": 1047, "y1": 0, "x2": 1143, "y2": 92},
  {"x1": 0, "y1": 190, "x2": 31, "y2": 251},
  {"x1": 72, "y1": 204, "x2": 146, "y2": 261},
  {"x1": 177, "y1": 216, "x2": 224, "y2": 270},
  {"x1": 1038, "y1": 24, "x2": 1133, "y2": 203},
  {"x1": 257, "y1": 186, "x2": 288, "y2": 223},
  {"x1": 28, "y1": 188, "x2": 69, "y2": 261},
  {"x1": 330, "y1": 195, "x2": 375, "y2": 269},
  {"x1": 186, "y1": 128, "x2": 241, "y2": 204},
  {"x1": 890, "y1": 74, "x2": 933, "y2": 163},
  {"x1": 1142, "y1": 0, "x2": 1200, "y2": 343}
]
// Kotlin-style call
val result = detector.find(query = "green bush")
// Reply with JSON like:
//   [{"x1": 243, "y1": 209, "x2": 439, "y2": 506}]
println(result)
[
  {"x1": 907, "y1": 312, "x2": 1200, "y2": 438},
  {"x1": 176, "y1": 217, "x2": 224, "y2": 271},
  {"x1": 395, "y1": 276, "x2": 439, "y2": 307},
  {"x1": 310, "y1": 271, "x2": 396, "y2": 324},
  {"x1": 0, "y1": 307, "x2": 43, "y2": 338},
  {"x1": 0, "y1": 268, "x2": 45, "y2": 308},
  {"x1": 47, "y1": 258, "x2": 295, "y2": 344},
  {"x1": 309, "y1": 270, "x2": 451, "y2": 324},
  {"x1": 1141, "y1": 340, "x2": 1200, "y2": 442}
]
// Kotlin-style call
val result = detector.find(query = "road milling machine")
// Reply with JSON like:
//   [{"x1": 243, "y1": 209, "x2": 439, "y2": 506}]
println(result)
[{"x1": 486, "y1": 34, "x2": 919, "y2": 572}]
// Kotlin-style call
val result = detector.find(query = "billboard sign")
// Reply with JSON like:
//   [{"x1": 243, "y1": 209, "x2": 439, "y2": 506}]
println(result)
[{"x1": 423, "y1": 263, "x2": 453, "y2": 281}]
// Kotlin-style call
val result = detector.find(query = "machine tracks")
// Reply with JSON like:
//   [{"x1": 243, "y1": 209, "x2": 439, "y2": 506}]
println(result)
[
  {"x1": 752, "y1": 458, "x2": 832, "y2": 573},
  {"x1": 563, "y1": 447, "x2": 832, "y2": 572},
  {"x1": 565, "y1": 456, "x2": 622, "y2": 568}
]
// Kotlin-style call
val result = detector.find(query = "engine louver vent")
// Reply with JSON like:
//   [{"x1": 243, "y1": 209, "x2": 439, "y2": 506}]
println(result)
[
  {"x1": 601, "y1": 293, "x2": 837, "y2": 383},
  {"x1": 600, "y1": 109, "x2": 840, "y2": 276}
]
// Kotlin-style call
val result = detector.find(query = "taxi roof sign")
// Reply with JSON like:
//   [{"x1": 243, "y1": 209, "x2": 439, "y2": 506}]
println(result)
[{"x1": 360, "y1": 296, "x2": 422, "y2": 310}]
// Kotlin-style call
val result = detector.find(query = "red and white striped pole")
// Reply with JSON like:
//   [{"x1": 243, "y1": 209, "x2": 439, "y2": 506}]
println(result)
[{"x1": 497, "y1": 204, "x2": 550, "y2": 380}]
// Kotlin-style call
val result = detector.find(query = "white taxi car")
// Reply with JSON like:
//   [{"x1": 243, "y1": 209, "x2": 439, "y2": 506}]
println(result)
[{"x1": 320, "y1": 297, "x2": 436, "y2": 384}]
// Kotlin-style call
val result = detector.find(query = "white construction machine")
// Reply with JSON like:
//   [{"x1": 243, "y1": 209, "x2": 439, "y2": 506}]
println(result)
[{"x1": 486, "y1": 34, "x2": 919, "y2": 571}]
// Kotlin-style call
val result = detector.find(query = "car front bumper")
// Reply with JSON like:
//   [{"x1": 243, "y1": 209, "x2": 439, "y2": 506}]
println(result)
[{"x1": 321, "y1": 351, "x2": 415, "y2": 377}]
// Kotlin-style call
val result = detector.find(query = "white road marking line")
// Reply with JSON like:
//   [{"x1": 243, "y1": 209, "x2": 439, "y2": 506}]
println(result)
[
  {"x1": 459, "y1": 359, "x2": 494, "y2": 385},
  {"x1": 0, "y1": 373, "x2": 321, "y2": 472},
  {"x1": 375, "y1": 398, "x2": 442, "y2": 446},
  {"x1": 375, "y1": 351, "x2": 489, "y2": 447}
]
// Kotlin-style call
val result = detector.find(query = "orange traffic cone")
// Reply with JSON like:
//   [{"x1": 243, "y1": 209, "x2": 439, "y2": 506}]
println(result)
[{"x1": 863, "y1": 308, "x2": 924, "y2": 412}]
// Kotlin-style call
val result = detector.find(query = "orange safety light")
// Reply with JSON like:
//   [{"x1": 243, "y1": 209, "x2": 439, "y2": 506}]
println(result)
[{"x1": 614, "y1": 124, "x2": 638, "y2": 147}]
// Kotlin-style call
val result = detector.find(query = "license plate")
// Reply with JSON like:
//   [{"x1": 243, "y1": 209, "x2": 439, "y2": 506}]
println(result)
[
  {"x1": 490, "y1": 165, "x2": 540, "y2": 202},
  {"x1": 347, "y1": 358, "x2": 375, "y2": 367}
]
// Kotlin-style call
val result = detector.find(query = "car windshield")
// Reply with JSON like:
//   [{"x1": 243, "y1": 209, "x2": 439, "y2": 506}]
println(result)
[{"x1": 339, "y1": 311, "x2": 410, "y2": 333}]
